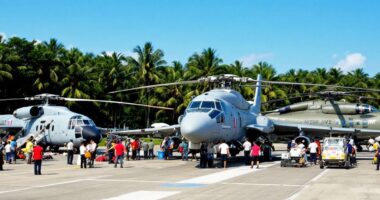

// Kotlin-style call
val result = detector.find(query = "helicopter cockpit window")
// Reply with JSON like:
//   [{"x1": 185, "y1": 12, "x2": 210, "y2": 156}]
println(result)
[
  {"x1": 215, "y1": 101, "x2": 222, "y2": 111},
  {"x1": 190, "y1": 101, "x2": 201, "y2": 109},
  {"x1": 201, "y1": 101, "x2": 215, "y2": 109},
  {"x1": 83, "y1": 120, "x2": 90, "y2": 125}
]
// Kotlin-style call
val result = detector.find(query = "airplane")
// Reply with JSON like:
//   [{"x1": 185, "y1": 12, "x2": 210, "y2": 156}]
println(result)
[
  {"x1": 110, "y1": 74, "x2": 380, "y2": 156},
  {"x1": 0, "y1": 93, "x2": 173, "y2": 151},
  {"x1": 263, "y1": 93, "x2": 380, "y2": 149}
]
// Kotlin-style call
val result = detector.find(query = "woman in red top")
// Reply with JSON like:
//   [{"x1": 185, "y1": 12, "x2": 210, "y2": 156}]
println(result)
[
  {"x1": 251, "y1": 142, "x2": 261, "y2": 169},
  {"x1": 33, "y1": 143, "x2": 43, "y2": 175}
]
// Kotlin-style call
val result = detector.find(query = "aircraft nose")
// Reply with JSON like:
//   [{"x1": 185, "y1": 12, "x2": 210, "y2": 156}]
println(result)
[
  {"x1": 181, "y1": 112, "x2": 216, "y2": 143},
  {"x1": 82, "y1": 126, "x2": 101, "y2": 143}
]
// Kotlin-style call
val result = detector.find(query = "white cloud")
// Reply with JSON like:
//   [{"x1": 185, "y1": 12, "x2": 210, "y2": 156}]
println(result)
[
  {"x1": 334, "y1": 53, "x2": 366, "y2": 72},
  {"x1": 239, "y1": 53, "x2": 273, "y2": 67},
  {"x1": 123, "y1": 50, "x2": 138, "y2": 60},
  {"x1": 0, "y1": 32, "x2": 6, "y2": 40}
]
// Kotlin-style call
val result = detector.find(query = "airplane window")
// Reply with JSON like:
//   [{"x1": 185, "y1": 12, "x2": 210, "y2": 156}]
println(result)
[
  {"x1": 209, "y1": 110, "x2": 220, "y2": 119},
  {"x1": 83, "y1": 120, "x2": 90, "y2": 125},
  {"x1": 216, "y1": 114, "x2": 224, "y2": 123},
  {"x1": 190, "y1": 101, "x2": 201, "y2": 109},
  {"x1": 36, "y1": 126, "x2": 38, "y2": 131},
  {"x1": 215, "y1": 101, "x2": 222, "y2": 111},
  {"x1": 40, "y1": 125, "x2": 43, "y2": 130},
  {"x1": 76, "y1": 120, "x2": 84, "y2": 126},
  {"x1": 52, "y1": 125, "x2": 54, "y2": 131},
  {"x1": 201, "y1": 101, "x2": 215, "y2": 109}
]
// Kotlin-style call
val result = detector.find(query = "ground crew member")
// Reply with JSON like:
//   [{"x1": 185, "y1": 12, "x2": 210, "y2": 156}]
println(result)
[
  {"x1": 33, "y1": 142, "x2": 43, "y2": 175},
  {"x1": 67, "y1": 139, "x2": 74, "y2": 165},
  {"x1": 243, "y1": 139, "x2": 251, "y2": 165}
]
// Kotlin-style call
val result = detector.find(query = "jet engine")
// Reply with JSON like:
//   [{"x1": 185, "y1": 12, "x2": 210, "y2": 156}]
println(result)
[{"x1": 13, "y1": 106, "x2": 44, "y2": 119}]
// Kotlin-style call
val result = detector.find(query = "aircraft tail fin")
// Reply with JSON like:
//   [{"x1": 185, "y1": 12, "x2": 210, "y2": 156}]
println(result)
[{"x1": 251, "y1": 74, "x2": 262, "y2": 113}]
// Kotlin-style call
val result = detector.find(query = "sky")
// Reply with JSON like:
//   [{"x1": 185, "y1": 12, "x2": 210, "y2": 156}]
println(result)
[{"x1": 1, "y1": 0, "x2": 379, "y2": 76}]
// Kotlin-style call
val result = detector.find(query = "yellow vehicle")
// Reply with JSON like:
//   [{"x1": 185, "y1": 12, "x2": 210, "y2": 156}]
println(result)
[{"x1": 320, "y1": 137, "x2": 351, "y2": 169}]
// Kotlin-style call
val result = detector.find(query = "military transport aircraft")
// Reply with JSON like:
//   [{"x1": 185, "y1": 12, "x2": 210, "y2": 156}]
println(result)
[
  {"x1": 0, "y1": 93, "x2": 172, "y2": 150},
  {"x1": 110, "y1": 74, "x2": 380, "y2": 155}
]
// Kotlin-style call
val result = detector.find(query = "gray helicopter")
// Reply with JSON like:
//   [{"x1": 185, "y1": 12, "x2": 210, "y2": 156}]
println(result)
[{"x1": 0, "y1": 93, "x2": 173, "y2": 150}]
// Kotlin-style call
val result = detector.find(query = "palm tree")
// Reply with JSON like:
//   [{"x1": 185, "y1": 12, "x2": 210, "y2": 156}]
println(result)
[
  {"x1": 30, "y1": 38, "x2": 65, "y2": 91},
  {"x1": 126, "y1": 42, "x2": 166, "y2": 127}
]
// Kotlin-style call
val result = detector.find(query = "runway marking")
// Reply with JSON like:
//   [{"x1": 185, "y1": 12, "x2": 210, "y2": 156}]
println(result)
[
  {"x1": 103, "y1": 190, "x2": 180, "y2": 200},
  {"x1": 222, "y1": 182, "x2": 302, "y2": 187},
  {"x1": 286, "y1": 169, "x2": 330, "y2": 200},
  {"x1": 0, "y1": 179, "x2": 85, "y2": 194},
  {"x1": 177, "y1": 162, "x2": 279, "y2": 184},
  {"x1": 86, "y1": 179, "x2": 167, "y2": 184},
  {"x1": 0, "y1": 175, "x2": 111, "y2": 194}
]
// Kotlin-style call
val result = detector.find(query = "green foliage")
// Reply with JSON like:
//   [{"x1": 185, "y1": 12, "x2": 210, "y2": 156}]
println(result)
[{"x1": 0, "y1": 36, "x2": 379, "y2": 129}]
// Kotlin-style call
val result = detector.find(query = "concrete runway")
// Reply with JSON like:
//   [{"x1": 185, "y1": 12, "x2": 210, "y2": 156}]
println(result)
[{"x1": 0, "y1": 149, "x2": 379, "y2": 200}]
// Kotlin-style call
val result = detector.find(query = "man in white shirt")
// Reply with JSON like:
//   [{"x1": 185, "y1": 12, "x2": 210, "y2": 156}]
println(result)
[
  {"x1": 242, "y1": 139, "x2": 252, "y2": 165},
  {"x1": 89, "y1": 140, "x2": 97, "y2": 168},
  {"x1": 308, "y1": 140, "x2": 318, "y2": 165},
  {"x1": 67, "y1": 140, "x2": 74, "y2": 165},
  {"x1": 218, "y1": 140, "x2": 230, "y2": 168}
]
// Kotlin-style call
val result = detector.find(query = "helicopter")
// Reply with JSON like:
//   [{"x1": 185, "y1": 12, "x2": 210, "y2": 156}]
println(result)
[
  {"x1": 263, "y1": 91, "x2": 380, "y2": 149},
  {"x1": 110, "y1": 74, "x2": 380, "y2": 156},
  {"x1": 0, "y1": 93, "x2": 173, "y2": 151}
]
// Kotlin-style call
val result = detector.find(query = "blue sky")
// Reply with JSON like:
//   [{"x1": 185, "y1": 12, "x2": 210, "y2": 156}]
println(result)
[{"x1": 1, "y1": 0, "x2": 379, "y2": 76}]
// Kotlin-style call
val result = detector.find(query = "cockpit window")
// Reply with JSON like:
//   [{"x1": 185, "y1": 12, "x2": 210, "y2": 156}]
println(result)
[
  {"x1": 209, "y1": 110, "x2": 220, "y2": 119},
  {"x1": 190, "y1": 101, "x2": 201, "y2": 109},
  {"x1": 215, "y1": 101, "x2": 222, "y2": 111},
  {"x1": 201, "y1": 101, "x2": 215, "y2": 109}
]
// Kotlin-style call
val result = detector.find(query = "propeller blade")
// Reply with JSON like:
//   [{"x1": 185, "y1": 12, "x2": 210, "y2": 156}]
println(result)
[
  {"x1": 63, "y1": 98, "x2": 174, "y2": 110},
  {"x1": 108, "y1": 80, "x2": 199, "y2": 94},
  {"x1": 254, "y1": 80, "x2": 380, "y2": 92},
  {"x1": 0, "y1": 97, "x2": 30, "y2": 102}
]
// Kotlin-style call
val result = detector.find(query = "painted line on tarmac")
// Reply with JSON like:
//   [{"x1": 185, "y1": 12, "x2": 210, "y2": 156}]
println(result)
[
  {"x1": 0, "y1": 179, "x2": 85, "y2": 194},
  {"x1": 86, "y1": 179, "x2": 167, "y2": 184},
  {"x1": 286, "y1": 169, "x2": 330, "y2": 200},
  {"x1": 0, "y1": 166, "x2": 75, "y2": 176},
  {"x1": 0, "y1": 175, "x2": 111, "y2": 194},
  {"x1": 177, "y1": 161, "x2": 279, "y2": 184},
  {"x1": 222, "y1": 182, "x2": 302, "y2": 187},
  {"x1": 103, "y1": 190, "x2": 180, "y2": 200}
]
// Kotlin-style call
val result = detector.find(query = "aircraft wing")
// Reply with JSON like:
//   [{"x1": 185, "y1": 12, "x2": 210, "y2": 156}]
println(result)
[
  {"x1": 272, "y1": 121, "x2": 380, "y2": 136},
  {"x1": 110, "y1": 124, "x2": 180, "y2": 137}
]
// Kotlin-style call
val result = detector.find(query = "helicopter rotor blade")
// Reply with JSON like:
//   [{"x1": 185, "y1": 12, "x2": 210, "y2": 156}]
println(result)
[
  {"x1": 0, "y1": 97, "x2": 31, "y2": 102},
  {"x1": 63, "y1": 98, "x2": 174, "y2": 111},
  {"x1": 109, "y1": 80, "x2": 199, "y2": 94},
  {"x1": 244, "y1": 80, "x2": 380, "y2": 93}
]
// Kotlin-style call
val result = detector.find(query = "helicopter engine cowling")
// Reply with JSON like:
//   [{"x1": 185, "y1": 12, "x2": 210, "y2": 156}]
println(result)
[
  {"x1": 294, "y1": 135, "x2": 311, "y2": 148},
  {"x1": 321, "y1": 104, "x2": 372, "y2": 115},
  {"x1": 277, "y1": 102, "x2": 309, "y2": 114},
  {"x1": 13, "y1": 106, "x2": 44, "y2": 119}
]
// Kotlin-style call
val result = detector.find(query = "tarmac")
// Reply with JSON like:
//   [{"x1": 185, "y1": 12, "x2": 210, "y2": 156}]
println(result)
[{"x1": 0, "y1": 145, "x2": 380, "y2": 200}]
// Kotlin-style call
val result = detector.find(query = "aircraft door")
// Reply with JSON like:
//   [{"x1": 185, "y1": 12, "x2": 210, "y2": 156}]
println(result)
[{"x1": 75, "y1": 126, "x2": 83, "y2": 139}]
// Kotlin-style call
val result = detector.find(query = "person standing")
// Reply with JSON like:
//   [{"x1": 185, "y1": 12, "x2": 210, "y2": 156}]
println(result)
[
  {"x1": 25, "y1": 138, "x2": 34, "y2": 164},
  {"x1": 142, "y1": 141, "x2": 149, "y2": 159},
  {"x1": 0, "y1": 140, "x2": 4, "y2": 170},
  {"x1": 376, "y1": 146, "x2": 380, "y2": 170},
  {"x1": 218, "y1": 140, "x2": 229, "y2": 168},
  {"x1": 114, "y1": 140, "x2": 125, "y2": 168},
  {"x1": 308, "y1": 140, "x2": 318, "y2": 165},
  {"x1": 251, "y1": 142, "x2": 261, "y2": 169},
  {"x1": 179, "y1": 140, "x2": 189, "y2": 161},
  {"x1": 200, "y1": 143, "x2": 208, "y2": 168},
  {"x1": 5, "y1": 141, "x2": 12, "y2": 164},
  {"x1": 243, "y1": 139, "x2": 252, "y2": 165},
  {"x1": 67, "y1": 139, "x2": 74, "y2": 165},
  {"x1": 89, "y1": 140, "x2": 97, "y2": 168},
  {"x1": 125, "y1": 139, "x2": 131, "y2": 161},
  {"x1": 10, "y1": 139, "x2": 17, "y2": 164},
  {"x1": 106, "y1": 139, "x2": 116, "y2": 164},
  {"x1": 148, "y1": 139, "x2": 154, "y2": 159},
  {"x1": 80, "y1": 142, "x2": 87, "y2": 169},
  {"x1": 131, "y1": 139, "x2": 139, "y2": 160},
  {"x1": 33, "y1": 142, "x2": 43, "y2": 175},
  {"x1": 136, "y1": 138, "x2": 141, "y2": 160}
]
